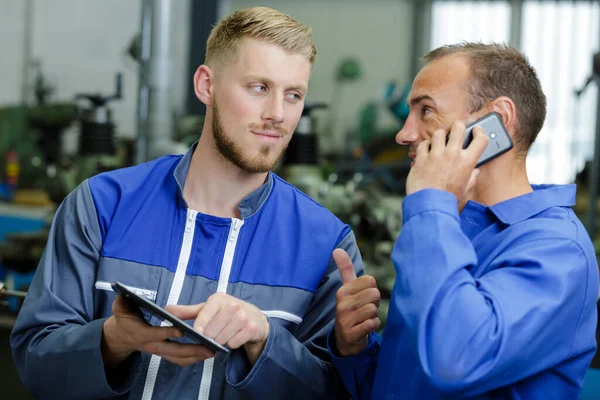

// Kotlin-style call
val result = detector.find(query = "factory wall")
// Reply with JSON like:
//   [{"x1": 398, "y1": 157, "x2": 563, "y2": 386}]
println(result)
[
  {"x1": 0, "y1": 0, "x2": 415, "y2": 154},
  {"x1": 0, "y1": 0, "x2": 191, "y2": 147}
]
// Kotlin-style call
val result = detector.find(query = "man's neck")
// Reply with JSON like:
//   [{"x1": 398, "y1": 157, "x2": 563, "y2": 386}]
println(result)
[
  {"x1": 183, "y1": 129, "x2": 268, "y2": 218},
  {"x1": 469, "y1": 157, "x2": 533, "y2": 207}
]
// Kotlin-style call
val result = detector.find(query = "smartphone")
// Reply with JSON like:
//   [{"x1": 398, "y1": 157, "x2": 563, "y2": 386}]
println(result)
[
  {"x1": 462, "y1": 112, "x2": 513, "y2": 167},
  {"x1": 111, "y1": 281, "x2": 230, "y2": 354}
]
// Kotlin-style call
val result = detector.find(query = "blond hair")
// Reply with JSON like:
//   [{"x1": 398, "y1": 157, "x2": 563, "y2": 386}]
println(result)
[{"x1": 205, "y1": 7, "x2": 316, "y2": 68}]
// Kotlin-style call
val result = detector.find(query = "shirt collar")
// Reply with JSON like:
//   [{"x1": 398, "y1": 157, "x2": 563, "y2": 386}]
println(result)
[{"x1": 485, "y1": 184, "x2": 577, "y2": 225}]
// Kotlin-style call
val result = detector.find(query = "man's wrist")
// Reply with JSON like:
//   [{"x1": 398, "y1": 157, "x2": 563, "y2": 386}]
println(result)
[
  {"x1": 243, "y1": 315, "x2": 270, "y2": 366},
  {"x1": 334, "y1": 331, "x2": 368, "y2": 357},
  {"x1": 102, "y1": 316, "x2": 135, "y2": 368}
]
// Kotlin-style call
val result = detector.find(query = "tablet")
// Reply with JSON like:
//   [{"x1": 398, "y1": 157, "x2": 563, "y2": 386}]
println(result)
[{"x1": 111, "y1": 281, "x2": 230, "y2": 354}]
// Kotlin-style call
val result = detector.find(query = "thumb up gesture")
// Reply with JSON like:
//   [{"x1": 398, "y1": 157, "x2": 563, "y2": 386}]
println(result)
[{"x1": 332, "y1": 249, "x2": 381, "y2": 357}]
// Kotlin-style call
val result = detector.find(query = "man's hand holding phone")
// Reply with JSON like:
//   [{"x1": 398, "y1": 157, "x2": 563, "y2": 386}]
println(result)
[
  {"x1": 406, "y1": 120, "x2": 488, "y2": 203},
  {"x1": 102, "y1": 294, "x2": 215, "y2": 369}
]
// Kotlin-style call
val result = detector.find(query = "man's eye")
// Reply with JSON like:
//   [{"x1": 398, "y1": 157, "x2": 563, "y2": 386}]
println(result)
[{"x1": 251, "y1": 85, "x2": 267, "y2": 93}]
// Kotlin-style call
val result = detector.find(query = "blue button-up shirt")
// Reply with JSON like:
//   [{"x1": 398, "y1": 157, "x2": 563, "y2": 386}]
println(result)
[{"x1": 330, "y1": 185, "x2": 599, "y2": 399}]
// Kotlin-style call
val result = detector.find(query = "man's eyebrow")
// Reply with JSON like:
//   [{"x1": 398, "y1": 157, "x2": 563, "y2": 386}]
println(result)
[{"x1": 408, "y1": 94, "x2": 435, "y2": 108}]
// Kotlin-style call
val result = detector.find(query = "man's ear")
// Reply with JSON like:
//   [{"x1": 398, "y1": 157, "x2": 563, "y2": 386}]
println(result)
[
  {"x1": 194, "y1": 65, "x2": 214, "y2": 107},
  {"x1": 490, "y1": 96, "x2": 517, "y2": 136}
]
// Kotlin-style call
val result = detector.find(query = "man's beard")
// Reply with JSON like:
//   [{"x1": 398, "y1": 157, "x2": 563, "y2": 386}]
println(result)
[{"x1": 212, "y1": 99, "x2": 289, "y2": 173}]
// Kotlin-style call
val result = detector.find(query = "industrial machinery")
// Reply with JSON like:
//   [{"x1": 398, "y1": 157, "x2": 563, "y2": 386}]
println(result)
[
  {"x1": 72, "y1": 72, "x2": 124, "y2": 186},
  {"x1": 0, "y1": 67, "x2": 127, "y2": 314},
  {"x1": 0, "y1": 66, "x2": 127, "y2": 206},
  {"x1": 0, "y1": 65, "x2": 77, "y2": 205},
  {"x1": 282, "y1": 97, "x2": 406, "y2": 327},
  {"x1": 574, "y1": 51, "x2": 600, "y2": 239},
  {"x1": 281, "y1": 102, "x2": 329, "y2": 199}
]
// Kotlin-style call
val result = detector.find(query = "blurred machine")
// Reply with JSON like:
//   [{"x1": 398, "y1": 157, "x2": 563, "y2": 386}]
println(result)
[
  {"x1": 282, "y1": 102, "x2": 328, "y2": 199},
  {"x1": 73, "y1": 72, "x2": 125, "y2": 187},
  {"x1": 575, "y1": 51, "x2": 600, "y2": 239},
  {"x1": 0, "y1": 65, "x2": 130, "y2": 315},
  {"x1": 0, "y1": 0, "x2": 189, "y2": 314},
  {"x1": 0, "y1": 65, "x2": 127, "y2": 206},
  {"x1": 276, "y1": 54, "x2": 416, "y2": 327},
  {"x1": 282, "y1": 85, "x2": 411, "y2": 325}
]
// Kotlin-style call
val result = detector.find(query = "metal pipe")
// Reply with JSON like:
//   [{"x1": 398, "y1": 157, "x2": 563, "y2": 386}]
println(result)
[
  {"x1": 411, "y1": 0, "x2": 432, "y2": 79},
  {"x1": 135, "y1": 0, "x2": 181, "y2": 163},
  {"x1": 0, "y1": 289, "x2": 28, "y2": 299},
  {"x1": 0, "y1": 282, "x2": 28, "y2": 299},
  {"x1": 135, "y1": 0, "x2": 153, "y2": 165},
  {"x1": 146, "y1": 0, "x2": 175, "y2": 160},
  {"x1": 20, "y1": 0, "x2": 34, "y2": 105},
  {"x1": 509, "y1": 0, "x2": 522, "y2": 50}
]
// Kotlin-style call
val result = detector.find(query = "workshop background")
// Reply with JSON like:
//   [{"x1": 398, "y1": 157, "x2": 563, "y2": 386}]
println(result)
[{"x1": 0, "y1": 0, "x2": 599, "y2": 398}]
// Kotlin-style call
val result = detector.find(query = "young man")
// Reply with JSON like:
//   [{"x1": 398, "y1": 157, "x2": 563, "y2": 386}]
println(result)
[
  {"x1": 329, "y1": 43, "x2": 599, "y2": 399},
  {"x1": 11, "y1": 7, "x2": 362, "y2": 399}
]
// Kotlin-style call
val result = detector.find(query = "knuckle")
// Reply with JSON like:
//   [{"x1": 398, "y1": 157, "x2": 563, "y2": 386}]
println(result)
[
  {"x1": 371, "y1": 288, "x2": 381, "y2": 301},
  {"x1": 361, "y1": 275, "x2": 377, "y2": 287},
  {"x1": 371, "y1": 318, "x2": 381, "y2": 330},
  {"x1": 228, "y1": 302, "x2": 241, "y2": 314},
  {"x1": 338, "y1": 316, "x2": 350, "y2": 328},
  {"x1": 367, "y1": 303, "x2": 378, "y2": 314},
  {"x1": 356, "y1": 275, "x2": 370, "y2": 286},
  {"x1": 237, "y1": 312, "x2": 249, "y2": 325},
  {"x1": 366, "y1": 275, "x2": 377, "y2": 287},
  {"x1": 247, "y1": 322, "x2": 257, "y2": 335}
]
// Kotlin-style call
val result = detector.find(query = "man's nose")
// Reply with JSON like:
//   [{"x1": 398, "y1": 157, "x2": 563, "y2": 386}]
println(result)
[
  {"x1": 395, "y1": 122, "x2": 419, "y2": 145},
  {"x1": 262, "y1": 94, "x2": 285, "y2": 124}
]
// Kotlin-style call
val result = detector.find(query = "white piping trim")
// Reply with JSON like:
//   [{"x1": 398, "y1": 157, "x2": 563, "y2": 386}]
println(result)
[
  {"x1": 141, "y1": 209, "x2": 198, "y2": 400},
  {"x1": 261, "y1": 310, "x2": 303, "y2": 325},
  {"x1": 94, "y1": 280, "x2": 157, "y2": 301}
]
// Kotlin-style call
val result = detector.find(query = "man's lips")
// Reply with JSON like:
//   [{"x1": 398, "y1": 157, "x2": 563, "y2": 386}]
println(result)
[
  {"x1": 252, "y1": 131, "x2": 281, "y2": 138},
  {"x1": 252, "y1": 131, "x2": 283, "y2": 143}
]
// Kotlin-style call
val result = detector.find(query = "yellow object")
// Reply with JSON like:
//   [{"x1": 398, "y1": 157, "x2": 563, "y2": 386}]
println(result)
[{"x1": 11, "y1": 189, "x2": 54, "y2": 207}]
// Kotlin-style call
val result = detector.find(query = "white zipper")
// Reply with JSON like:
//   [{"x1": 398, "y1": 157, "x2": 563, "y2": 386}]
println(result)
[
  {"x1": 94, "y1": 280, "x2": 157, "y2": 301},
  {"x1": 198, "y1": 218, "x2": 244, "y2": 400},
  {"x1": 141, "y1": 209, "x2": 198, "y2": 400},
  {"x1": 261, "y1": 310, "x2": 303, "y2": 325}
]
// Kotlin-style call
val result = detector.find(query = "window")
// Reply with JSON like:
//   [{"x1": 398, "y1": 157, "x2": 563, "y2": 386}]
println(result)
[
  {"x1": 522, "y1": 1, "x2": 599, "y2": 183},
  {"x1": 429, "y1": 0, "x2": 599, "y2": 184},
  {"x1": 430, "y1": 1, "x2": 511, "y2": 50}
]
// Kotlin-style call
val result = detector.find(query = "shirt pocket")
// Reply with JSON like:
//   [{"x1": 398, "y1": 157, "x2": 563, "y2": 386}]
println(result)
[{"x1": 94, "y1": 256, "x2": 162, "y2": 322}]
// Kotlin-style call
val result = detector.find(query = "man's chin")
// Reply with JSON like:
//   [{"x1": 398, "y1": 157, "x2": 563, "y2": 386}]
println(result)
[{"x1": 233, "y1": 157, "x2": 278, "y2": 174}]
